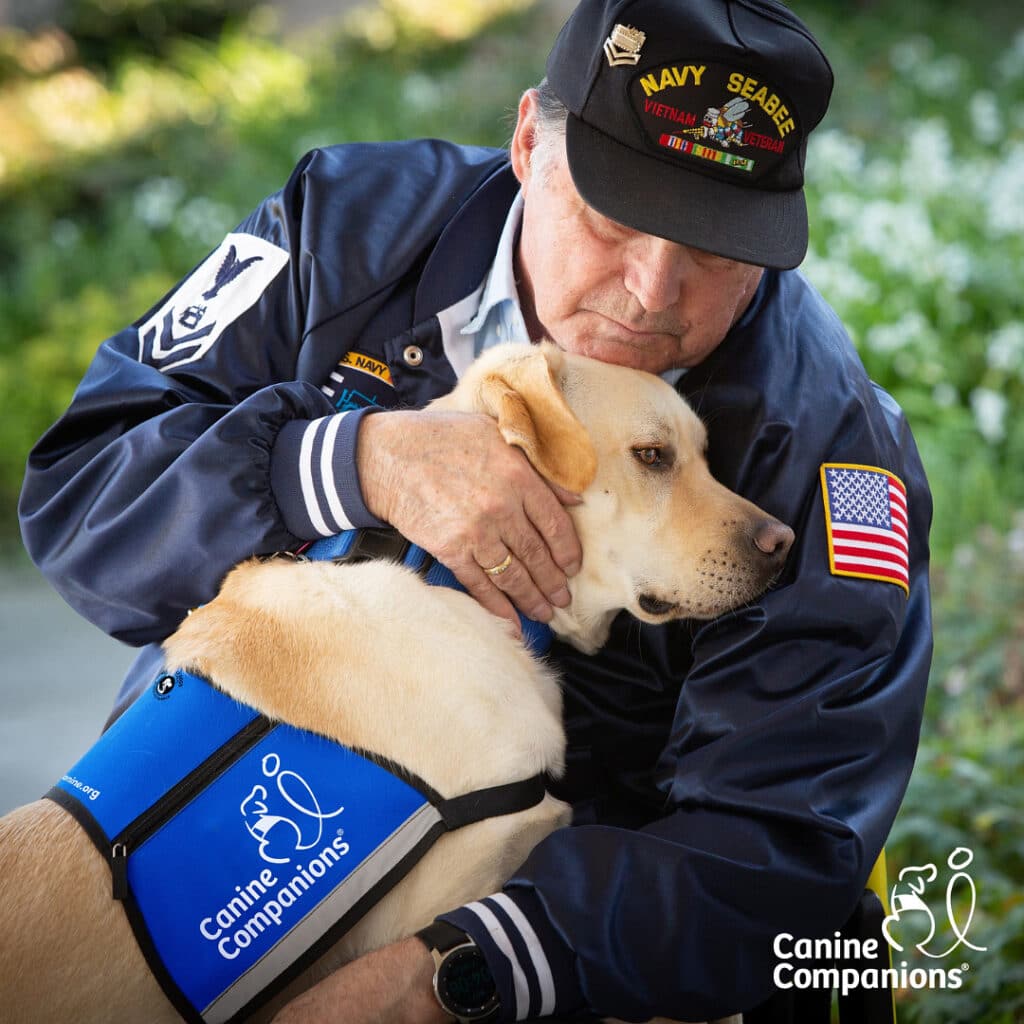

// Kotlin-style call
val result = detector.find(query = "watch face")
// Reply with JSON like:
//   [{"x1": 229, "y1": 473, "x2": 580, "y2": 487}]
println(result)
[{"x1": 437, "y1": 946, "x2": 498, "y2": 1017}]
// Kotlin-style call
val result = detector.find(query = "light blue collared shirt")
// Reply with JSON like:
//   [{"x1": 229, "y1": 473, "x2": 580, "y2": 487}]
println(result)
[
  {"x1": 437, "y1": 192, "x2": 530, "y2": 378},
  {"x1": 436, "y1": 190, "x2": 686, "y2": 387}
]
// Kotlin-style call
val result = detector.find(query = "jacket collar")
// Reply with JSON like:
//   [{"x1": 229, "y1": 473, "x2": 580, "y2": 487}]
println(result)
[{"x1": 414, "y1": 160, "x2": 520, "y2": 323}]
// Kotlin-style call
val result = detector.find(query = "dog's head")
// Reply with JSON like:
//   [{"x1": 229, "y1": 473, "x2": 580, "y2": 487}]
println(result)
[{"x1": 438, "y1": 342, "x2": 794, "y2": 653}]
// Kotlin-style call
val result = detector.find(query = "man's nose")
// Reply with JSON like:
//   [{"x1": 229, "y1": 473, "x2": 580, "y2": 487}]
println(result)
[{"x1": 622, "y1": 237, "x2": 687, "y2": 313}]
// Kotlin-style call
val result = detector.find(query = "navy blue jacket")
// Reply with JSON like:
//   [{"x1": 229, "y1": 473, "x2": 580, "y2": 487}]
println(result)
[{"x1": 19, "y1": 140, "x2": 932, "y2": 1022}]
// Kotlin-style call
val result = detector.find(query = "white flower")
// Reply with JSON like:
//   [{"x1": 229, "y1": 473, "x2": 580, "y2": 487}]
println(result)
[
  {"x1": 970, "y1": 387, "x2": 1009, "y2": 443},
  {"x1": 914, "y1": 53, "x2": 966, "y2": 96},
  {"x1": 864, "y1": 158, "x2": 898, "y2": 192},
  {"x1": 899, "y1": 119, "x2": 954, "y2": 197},
  {"x1": 799, "y1": 253, "x2": 878, "y2": 308},
  {"x1": 1008, "y1": 517, "x2": 1024, "y2": 569},
  {"x1": 986, "y1": 322, "x2": 1024, "y2": 373},
  {"x1": 969, "y1": 90, "x2": 1003, "y2": 146},
  {"x1": 818, "y1": 192, "x2": 862, "y2": 228},
  {"x1": 854, "y1": 199, "x2": 937, "y2": 277},
  {"x1": 983, "y1": 144, "x2": 1024, "y2": 236},
  {"x1": 889, "y1": 36, "x2": 933, "y2": 72},
  {"x1": 177, "y1": 197, "x2": 235, "y2": 247},
  {"x1": 401, "y1": 72, "x2": 445, "y2": 113},
  {"x1": 936, "y1": 242, "x2": 972, "y2": 291},
  {"x1": 956, "y1": 155, "x2": 998, "y2": 198},
  {"x1": 864, "y1": 311, "x2": 933, "y2": 354},
  {"x1": 952, "y1": 543, "x2": 976, "y2": 570},
  {"x1": 807, "y1": 129, "x2": 865, "y2": 185},
  {"x1": 51, "y1": 218, "x2": 81, "y2": 249},
  {"x1": 997, "y1": 28, "x2": 1024, "y2": 82},
  {"x1": 133, "y1": 177, "x2": 186, "y2": 230},
  {"x1": 944, "y1": 666, "x2": 967, "y2": 698}
]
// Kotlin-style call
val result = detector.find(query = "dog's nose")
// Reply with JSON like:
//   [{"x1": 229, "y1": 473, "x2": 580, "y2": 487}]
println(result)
[{"x1": 752, "y1": 518, "x2": 795, "y2": 562}]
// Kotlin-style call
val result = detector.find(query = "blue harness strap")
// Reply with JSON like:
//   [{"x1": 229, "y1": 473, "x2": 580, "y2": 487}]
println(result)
[
  {"x1": 48, "y1": 529, "x2": 551, "y2": 1023},
  {"x1": 304, "y1": 528, "x2": 553, "y2": 657}
]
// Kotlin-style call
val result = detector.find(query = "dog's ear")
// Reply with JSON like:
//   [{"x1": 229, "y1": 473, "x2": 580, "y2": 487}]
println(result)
[{"x1": 477, "y1": 347, "x2": 597, "y2": 493}]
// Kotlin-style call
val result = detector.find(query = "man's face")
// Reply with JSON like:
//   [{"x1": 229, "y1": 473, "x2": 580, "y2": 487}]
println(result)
[{"x1": 511, "y1": 93, "x2": 764, "y2": 375}]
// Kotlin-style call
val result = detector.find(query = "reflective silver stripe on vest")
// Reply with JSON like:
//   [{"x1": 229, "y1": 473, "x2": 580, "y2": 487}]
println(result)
[{"x1": 202, "y1": 802, "x2": 444, "y2": 1023}]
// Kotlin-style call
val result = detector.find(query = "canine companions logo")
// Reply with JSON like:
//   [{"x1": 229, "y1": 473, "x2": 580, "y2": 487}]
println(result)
[
  {"x1": 883, "y1": 847, "x2": 987, "y2": 958},
  {"x1": 240, "y1": 752, "x2": 346, "y2": 865},
  {"x1": 198, "y1": 751, "x2": 352, "y2": 964},
  {"x1": 773, "y1": 847, "x2": 986, "y2": 998}
]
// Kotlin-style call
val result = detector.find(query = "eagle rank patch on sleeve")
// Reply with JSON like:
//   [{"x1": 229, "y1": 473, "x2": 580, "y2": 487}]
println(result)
[{"x1": 137, "y1": 233, "x2": 289, "y2": 372}]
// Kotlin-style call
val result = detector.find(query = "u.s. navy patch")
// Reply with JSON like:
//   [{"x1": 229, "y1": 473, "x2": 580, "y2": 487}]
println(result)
[
  {"x1": 820, "y1": 463, "x2": 909, "y2": 594},
  {"x1": 320, "y1": 351, "x2": 396, "y2": 412},
  {"x1": 137, "y1": 233, "x2": 289, "y2": 372}
]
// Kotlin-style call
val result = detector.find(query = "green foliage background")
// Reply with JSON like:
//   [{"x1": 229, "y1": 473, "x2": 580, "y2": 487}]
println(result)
[{"x1": 0, "y1": 1, "x2": 1021, "y2": 1020}]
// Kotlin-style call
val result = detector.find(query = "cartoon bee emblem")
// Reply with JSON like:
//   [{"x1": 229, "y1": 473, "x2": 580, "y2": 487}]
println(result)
[{"x1": 702, "y1": 96, "x2": 751, "y2": 148}]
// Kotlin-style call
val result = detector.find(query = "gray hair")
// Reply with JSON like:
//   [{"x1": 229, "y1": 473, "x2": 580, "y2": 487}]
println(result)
[{"x1": 527, "y1": 78, "x2": 568, "y2": 182}]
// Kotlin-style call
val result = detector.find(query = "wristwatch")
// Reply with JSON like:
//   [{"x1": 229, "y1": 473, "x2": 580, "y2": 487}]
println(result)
[{"x1": 417, "y1": 920, "x2": 501, "y2": 1023}]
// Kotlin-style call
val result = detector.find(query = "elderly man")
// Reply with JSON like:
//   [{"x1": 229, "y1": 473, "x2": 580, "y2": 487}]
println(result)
[{"x1": 19, "y1": 0, "x2": 932, "y2": 1021}]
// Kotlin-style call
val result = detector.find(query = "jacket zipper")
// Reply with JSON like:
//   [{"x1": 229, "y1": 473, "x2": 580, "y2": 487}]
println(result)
[{"x1": 110, "y1": 715, "x2": 274, "y2": 900}]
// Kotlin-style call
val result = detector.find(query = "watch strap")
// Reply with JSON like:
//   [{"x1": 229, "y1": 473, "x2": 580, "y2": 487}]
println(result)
[
  {"x1": 416, "y1": 919, "x2": 501, "y2": 1023},
  {"x1": 417, "y1": 918, "x2": 474, "y2": 956}
]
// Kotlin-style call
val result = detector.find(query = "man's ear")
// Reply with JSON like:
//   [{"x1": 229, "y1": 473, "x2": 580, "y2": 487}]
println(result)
[
  {"x1": 510, "y1": 88, "x2": 540, "y2": 188},
  {"x1": 477, "y1": 346, "x2": 597, "y2": 494}
]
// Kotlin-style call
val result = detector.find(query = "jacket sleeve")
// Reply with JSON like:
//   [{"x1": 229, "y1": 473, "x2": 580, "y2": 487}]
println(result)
[
  {"x1": 17, "y1": 150, "x2": 380, "y2": 647},
  {"x1": 444, "y1": 369, "x2": 933, "y2": 1018}
]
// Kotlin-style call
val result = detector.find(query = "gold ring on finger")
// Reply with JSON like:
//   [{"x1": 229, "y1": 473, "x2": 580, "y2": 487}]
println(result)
[{"x1": 481, "y1": 553, "x2": 513, "y2": 577}]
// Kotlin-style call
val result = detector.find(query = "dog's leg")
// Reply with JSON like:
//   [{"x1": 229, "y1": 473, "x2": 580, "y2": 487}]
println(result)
[
  {"x1": 606, "y1": 1017, "x2": 743, "y2": 1024},
  {"x1": 0, "y1": 800, "x2": 180, "y2": 1023},
  {"x1": 258, "y1": 794, "x2": 572, "y2": 1021}
]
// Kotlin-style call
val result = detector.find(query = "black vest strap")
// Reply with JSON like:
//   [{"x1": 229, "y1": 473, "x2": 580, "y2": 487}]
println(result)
[
  {"x1": 328, "y1": 526, "x2": 440, "y2": 580},
  {"x1": 333, "y1": 526, "x2": 410, "y2": 565},
  {"x1": 435, "y1": 773, "x2": 548, "y2": 831}
]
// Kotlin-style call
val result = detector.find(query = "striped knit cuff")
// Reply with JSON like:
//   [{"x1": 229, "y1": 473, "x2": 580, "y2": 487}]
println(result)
[
  {"x1": 440, "y1": 888, "x2": 583, "y2": 1022},
  {"x1": 270, "y1": 407, "x2": 387, "y2": 540}
]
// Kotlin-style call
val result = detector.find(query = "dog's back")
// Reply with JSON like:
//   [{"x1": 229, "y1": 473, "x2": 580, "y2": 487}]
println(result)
[
  {"x1": 0, "y1": 345, "x2": 788, "y2": 1022},
  {"x1": 0, "y1": 558, "x2": 571, "y2": 1022}
]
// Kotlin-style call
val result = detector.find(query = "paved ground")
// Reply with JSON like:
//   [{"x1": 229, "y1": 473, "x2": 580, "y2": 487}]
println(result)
[
  {"x1": 0, "y1": 0, "x2": 577, "y2": 818},
  {"x1": 0, "y1": 1, "x2": 376, "y2": 819},
  {"x1": 0, "y1": 552, "x2": 134, "y2": 815}
]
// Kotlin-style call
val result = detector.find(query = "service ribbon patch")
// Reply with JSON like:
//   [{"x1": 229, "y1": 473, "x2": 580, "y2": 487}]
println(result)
[
  {"x1": 820, "y1": 463, "x2": 909, "y2": 594},
  {"x1": 320, "y1": 351, "x2": 396, "y2": 412}
]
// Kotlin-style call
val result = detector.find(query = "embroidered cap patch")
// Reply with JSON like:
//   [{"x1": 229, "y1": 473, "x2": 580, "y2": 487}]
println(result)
[
  {"x1": 629, "y1": 62, "x2": 799, "y2": 184},
  {"x1": 821, "y1": 464, "x2": 909, "y2": 594}
]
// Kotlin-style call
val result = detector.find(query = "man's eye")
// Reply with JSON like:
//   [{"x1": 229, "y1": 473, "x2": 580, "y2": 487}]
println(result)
[
  {"x1": 586, "y1": 207, "x2": 632, "y2": 242},
  {"x1": 633, "y1": 447, "x2": 663, "y2": 467}
]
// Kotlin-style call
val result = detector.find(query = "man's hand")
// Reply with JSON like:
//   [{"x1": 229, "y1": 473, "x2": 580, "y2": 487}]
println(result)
[
  {"x1": 357, "y1": 409, "x2": 582, "y2": 631},
  {"x1": 271, "y1": 937, "x2": 450, "y2": 1024}
]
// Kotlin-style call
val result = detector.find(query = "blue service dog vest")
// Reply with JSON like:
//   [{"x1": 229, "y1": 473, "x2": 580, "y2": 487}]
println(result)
[{"x1": 48, "y1": 530, "x2": 551, "y2": 1023}]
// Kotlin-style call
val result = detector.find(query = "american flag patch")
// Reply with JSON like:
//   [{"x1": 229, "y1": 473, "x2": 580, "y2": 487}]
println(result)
[{"x1": 821, "y1": 464, "x2": 909, "y2": 594}]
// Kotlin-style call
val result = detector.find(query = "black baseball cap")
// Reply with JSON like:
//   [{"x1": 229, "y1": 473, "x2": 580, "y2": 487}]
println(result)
[{"x1": 545, "y1": 0, "x2": 834, "y2": 269}]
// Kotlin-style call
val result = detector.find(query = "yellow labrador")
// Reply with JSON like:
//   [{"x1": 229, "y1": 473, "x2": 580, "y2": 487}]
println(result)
[{"x1": 0, "y1": 343, "x2": 787, "y2": 1023}]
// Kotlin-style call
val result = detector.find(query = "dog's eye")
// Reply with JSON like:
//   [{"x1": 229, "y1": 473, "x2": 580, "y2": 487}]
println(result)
[{"x1": 633, "y1": 447, "x2": 664, "y2": 468}]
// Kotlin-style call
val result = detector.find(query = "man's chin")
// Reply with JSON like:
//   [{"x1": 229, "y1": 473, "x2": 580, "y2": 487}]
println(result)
[{"x1": 554, "y1": 324, "x2": 681, "y2": 373}]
